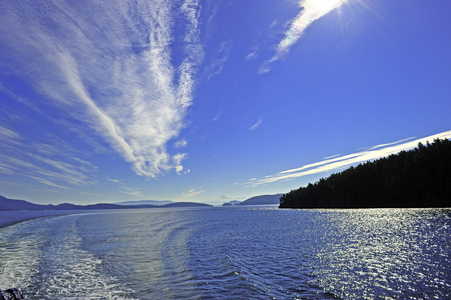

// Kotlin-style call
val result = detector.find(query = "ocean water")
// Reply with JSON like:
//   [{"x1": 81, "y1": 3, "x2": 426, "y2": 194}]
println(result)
[
  {"x1": 0, "y1": 210, "x2": 74, "y2": 229},
  {"x1": 0, "y1": 207, "x2": 450, "y2": 299}
]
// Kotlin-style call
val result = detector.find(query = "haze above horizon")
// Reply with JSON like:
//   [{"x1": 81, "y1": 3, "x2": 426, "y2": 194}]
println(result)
[{"x1": 1, "y1": 0, "x2": 450, "y2": 205}]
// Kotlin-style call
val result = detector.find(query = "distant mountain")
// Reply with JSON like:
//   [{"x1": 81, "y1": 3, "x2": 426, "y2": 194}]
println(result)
[
  {"x1": 0, "y1": 195, "x2": 211, "y2": 211},
  {"x1": 115, "y1": 200, "x2": 174, "y2": 206},
  {"x1": 86, "y1": 203, "x2": 157, "y2": 209},
  {"x1": 0, "y1": 195, "x2": 51, "y2": 211},
  {"x1": 238, "y1": 194, "x2": 283, "y2": 206},
  {"x1": 162, "y1": 202, "x2": 212, "y2": 208},
  {"x1": 53, "y1": 203, "x2": 81, "y2": 210},
  {"x1": 222, "y1": 200, "x2": 241, "y2": 206},
  {"x1": 0, "y1": 195, "x2": 143, "y2": 211}
]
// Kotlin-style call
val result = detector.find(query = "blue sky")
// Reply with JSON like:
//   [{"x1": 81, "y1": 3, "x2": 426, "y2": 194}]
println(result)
[{"x1": 1, "y1": 0, "x2": 450, "y2": 205}]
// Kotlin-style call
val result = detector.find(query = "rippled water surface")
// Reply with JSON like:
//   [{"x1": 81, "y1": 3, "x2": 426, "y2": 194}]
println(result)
[{"x1": 0, "y1": 207, "x2": 450, "y2": 299}]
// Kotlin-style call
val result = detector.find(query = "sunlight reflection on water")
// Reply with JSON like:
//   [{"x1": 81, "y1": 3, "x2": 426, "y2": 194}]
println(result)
[
  {"x1": 187, "y1": 207, "x2": 451, "y2": 299},
  {"x1": 0, "y1": 207, "x2": 449, "y2": 299},
  {"x1": 306, "y1": 209, "x2": 450, "y2": 299}
]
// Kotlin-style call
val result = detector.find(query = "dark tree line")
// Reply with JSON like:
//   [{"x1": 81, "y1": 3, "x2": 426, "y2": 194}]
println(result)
[{"x1": 279, "y1": 138, "x2": 451, "y2": 208}]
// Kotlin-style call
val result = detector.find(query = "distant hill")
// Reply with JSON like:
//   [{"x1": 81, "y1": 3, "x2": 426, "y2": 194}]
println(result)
[
  {"x1": 222, "y1": 200, "x2": 241, "y2": 206},
  {"x1": 0, "y1": 195, "x2": 152, "y2": 211},
  {"x1": 0, "y1": 195, "x2": 51, "y2": 211},
  {"x1": 238, "y1": 194, "x2": 283, "y2": 206},
  {"x1": 0, "y1": 195, "x2": 211, "y2": 211},
  {"x1": 280, "y1": 138, "x2": 451, "y2": 209},
  {"x1": 115, "y1": 200, "x2": 174, "y2": 206},
  {"x1": 162, "y1": 202, "x2": 212, "y2": 208}
]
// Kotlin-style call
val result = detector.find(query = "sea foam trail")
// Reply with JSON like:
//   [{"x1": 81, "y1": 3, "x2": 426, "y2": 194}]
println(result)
[
  {"x1": 73, "y1": 209, "x2": 203, "y2": 298},
  {"x1": 0, "y1": 214, "x2": 135, "y2": 300}
]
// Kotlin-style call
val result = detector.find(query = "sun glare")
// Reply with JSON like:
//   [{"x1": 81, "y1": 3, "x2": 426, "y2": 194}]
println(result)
[{"x1": 305, "y1": 0, "x2": 346, "y2": 15}]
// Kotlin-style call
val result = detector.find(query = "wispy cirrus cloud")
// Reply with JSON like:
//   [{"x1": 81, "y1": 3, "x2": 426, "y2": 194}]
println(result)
[
  {"x1": 0, "y1": 126, "x2": 20, "y2": 141},
  {"x1": 178, "y1": 187, "x2": 204, "y2": 200},
  {"x1": 106, "y1": 177, "x2": 122, "y2": 184},
  {"x1": 175, "y1": 139, "x2": 188, "y2": 148},
  {"x1": 261, "y1": 0, "x2": 346, "y2": 73},
  {"x1": 121, "y1": 187, "x2": 145, "y2": 198},
  {"x1": 249, "y1": 118, "x2": 264, "y2": 131},
  {"x1": 246, "y1": 130, "x2": 451, "y2": 187},
  {"x1": 0, "y1": 0, "x2": 204, "y2": 178},
  {"x1": 0, "y1": 125, "x2": 97, "y2": 189},
  {"x1": 212, "y1": 111, "x2": 222, "y2": 122},
  {"x1": 204, "y1": 40, "x2": 234, "y2": 81},
  {"x1": 245, "y1": 46, "x2": 259, "y2": 61}
]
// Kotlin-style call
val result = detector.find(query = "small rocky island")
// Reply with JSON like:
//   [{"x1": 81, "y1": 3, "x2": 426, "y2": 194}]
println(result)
[
  {"x1": 280, "y1": 138, "x2": 451, "y2": 208},
  {"x1": 0, "y1": 288, "x2": 26, "y2": 300}
]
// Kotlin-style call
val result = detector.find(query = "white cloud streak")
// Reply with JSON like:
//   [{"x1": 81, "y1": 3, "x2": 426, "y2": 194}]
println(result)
[
  {"x1": 119, "y1": 185, "x2": 149, "y2": 198},
  {"x1": 246, "y1": 130, "x2": 451, "y2": 187},
  {"x1": 175, "y1": 139, "x2": 188, "y2": 148},
  {"x1": 0, "y1": 0, "x2": 204, "y2": 178},
  {"x1": 245, "y1": 45, "x2": 259, "y2": 61},
  {"x1": 106, "y1": 177, "x2": 122, "y2": 184},
  {"x1": 0, "y1": 125, "x2": 21, "y2": 142},
  {"x1": 249, "y1": 118, "x2": 264, "y2": 131},
  {"x1": 204, "y1": 40, "x2": 233, "y2": 81},
  {"x1": 0, "y1": 126, "x2": 97, "y2": 189},
  {"x1": 261, "y1": 0, "x2": 345, "y2": 73},
  {"x1": 179, "y1": 187, "x2": 204, "y2": 199}
]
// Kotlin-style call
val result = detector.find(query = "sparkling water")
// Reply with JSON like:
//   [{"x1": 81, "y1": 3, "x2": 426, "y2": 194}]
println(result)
[{"x1": 0, "y1": 207, "x2": 450, "y2": 299}]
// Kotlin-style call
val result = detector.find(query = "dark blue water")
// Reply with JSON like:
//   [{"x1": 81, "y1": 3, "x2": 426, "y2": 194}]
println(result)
[
  {"x1": 0, "y1": 207, "x2": 450, "y2": 299},
  {"x1": 0, "y1": 210, "x2": 74, "y2": 228}
]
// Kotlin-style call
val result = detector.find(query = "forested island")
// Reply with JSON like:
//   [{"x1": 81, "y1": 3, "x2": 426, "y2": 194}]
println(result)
[{"x1": 279, "y1": 138, "x2": 451, "y2": 208}]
